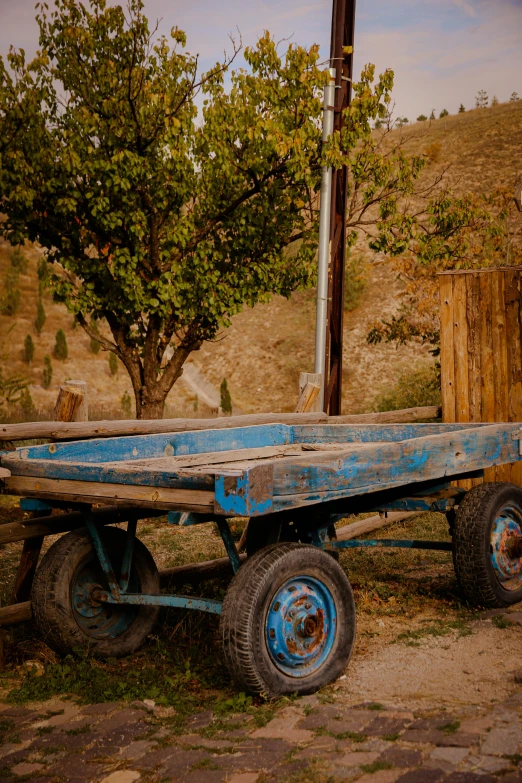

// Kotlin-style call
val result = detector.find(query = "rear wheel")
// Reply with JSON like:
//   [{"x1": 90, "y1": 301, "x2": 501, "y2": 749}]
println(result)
[
  {"x1": 220, "y1": 543, "x2": 356, "y2": 698},
  {"x1": 32, "y1": 527, "x2": 159, "y2": 658},
  {"x1": 453, "y1": 482, "x2": 522, "y2": 608}
]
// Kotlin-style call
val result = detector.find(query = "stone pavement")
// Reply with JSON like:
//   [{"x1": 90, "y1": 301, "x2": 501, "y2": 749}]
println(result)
[{"x1": 1, "y1": 691, "x2": 522, "y2": 783}]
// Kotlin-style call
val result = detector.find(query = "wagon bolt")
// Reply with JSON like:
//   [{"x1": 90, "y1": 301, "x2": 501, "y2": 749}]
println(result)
[{"x1": 305, "y1": 602, "x2": 312, "y2": 610}]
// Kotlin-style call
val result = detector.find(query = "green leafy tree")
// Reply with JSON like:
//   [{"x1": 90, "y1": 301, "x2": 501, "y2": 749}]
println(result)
[
  {"x1": 42, "y1": 355, "x2": 52, "y2": 389},
  {"x1": 1, "y1": 268, "x2": 20, "y2": 315},
  {"x1": 220, "y1": 378, "x2": 232, "y2": 415},
  {"x1": 439, "y1": 108, "x2": 449, "y2": 118},
  {"x1": 24, "y1": 333, "x2": 34, "y2": 364},
  {"x1": 53, "y1": 328, "x2": 68, "y2": 361},
  {"x1": 458, "y1": 103, "x2": 466, "y2": 113},
  {"x1": 89, "y1": 318, "x2": 101, "y2": 355},
  {"x1": 0, "y1": 0, "x2": 482, "y2": 418},
  {"x1": 417, "y1": 114, "x2": 427, "y2": 122},
  {"x1": 34, "y1": 297, "x2": 46, "y2": 335},
  {"x1": 10, "y1": 246, "x2": 28, "y2": 273},
  {"x1": 109, "y1": 351, "x2": 119, "y2": 376}
]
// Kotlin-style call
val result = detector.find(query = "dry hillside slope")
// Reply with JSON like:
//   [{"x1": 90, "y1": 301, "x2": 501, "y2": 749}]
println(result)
[{"x1": 1, "y1": 101, "x2": 520, "y2": 416}]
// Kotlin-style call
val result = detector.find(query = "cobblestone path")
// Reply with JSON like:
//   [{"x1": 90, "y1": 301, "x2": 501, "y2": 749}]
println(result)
[{"x1": 1, "y1": 690, "x2": 522, "y2": 783}]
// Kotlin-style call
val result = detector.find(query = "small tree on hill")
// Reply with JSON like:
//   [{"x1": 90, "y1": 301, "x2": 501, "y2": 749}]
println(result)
[
  {"x1": 429, "y1": 109, "x2": 436, "y2": 120},
  {"x1": 0, "y1": 369, "x2": 27, "y2": 411},
  {"x1": 1, "y1": 268, "x2": 20, "y2": 316},
  {"x1": 34, "y1": 297, "x2": 46, "y2": 335},
  {"x1": 510, "y1": 92, "x2": 519, "y2": 103},
  {"x1": 19, "y1": 386, "x2": 34, "y2": 416},
  {"x1": 220, "y1": 378, "x2": 232, "y2": 415},
  {"x1": 491, "y1": 95, "x2": 499, "y2": 107},
  {"x1": 53, "y1": 329, "x2": 68, "y2": 361},
  {"x1": 121, "y1": 391, "x2": 132, "y2": 417},
  {"x1": 416, "y1": 114, "x2": 427, "y2": 122},
  {"x1": 109, "y1": 351, "x2": 118, "y2": 376},
  {"x1": 24, "y1": 334, "x2": 34, "y2": 364},
  {"x1": 10, "y1": 246, "x2": 28, "y2": 273},
  {"x1": 439, "y1": 108, "x2": 449, "y2": 118},
  {"x1": 458, "y1": 103, "x2": 466, "y2": 113},
  {"x1": 42, "y1": 355, "x2": 52, "y2": 389},
  {"x1": 476, "y1": 89, "x2": 488, "y2": 108}
]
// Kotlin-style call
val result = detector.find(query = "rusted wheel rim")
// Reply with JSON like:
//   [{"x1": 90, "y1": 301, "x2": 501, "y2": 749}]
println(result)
[
  {"x1": 490, "y1": 505, "x2": 522, "y2": 591},
  {"x1": 265, "y1": 576, "x2": 337, "y2": 677}
]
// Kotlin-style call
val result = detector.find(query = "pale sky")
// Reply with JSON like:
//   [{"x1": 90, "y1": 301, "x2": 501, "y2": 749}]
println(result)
[{"x1": 0, "y1": 0, "x2": 521, "y2": 120}]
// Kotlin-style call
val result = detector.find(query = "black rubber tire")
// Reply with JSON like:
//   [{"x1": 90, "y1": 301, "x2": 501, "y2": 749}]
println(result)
[
  {"x1": 32, "y1": 527, "x2": 159, "y2": 658},
  {"x1": 220, "y1": 542, "x2": 356, "y2": 698},
  {"x1": 453, "y1": 482, "x2": 522, "y2": 608}
]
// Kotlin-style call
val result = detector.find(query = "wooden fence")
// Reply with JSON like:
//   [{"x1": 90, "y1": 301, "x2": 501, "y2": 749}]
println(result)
[{"x1": 439, "y1": 266, "x2": 522, "y2": 486}]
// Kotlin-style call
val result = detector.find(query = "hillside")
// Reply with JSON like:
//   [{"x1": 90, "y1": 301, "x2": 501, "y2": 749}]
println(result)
[{"x1": 1, "y1": 101, "x2": 521, "y2": 417}]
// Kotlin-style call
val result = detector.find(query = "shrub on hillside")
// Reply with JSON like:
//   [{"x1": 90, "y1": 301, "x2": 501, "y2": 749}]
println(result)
[
  {"x1": 371, "y1": 364, "x2": 441, "y2": 413},
  {"x1": 459, "y1": 104, "x2": 466, "y2": 113},
  {"x1": 220, "y1": 378, "x2": 232, "y2": 415},
  {"x1": 0, "y1": 369, "x2": 27, "y2": 413},
  {"x1": 89, "y1": 319, "x2": 101, "y2": 354},
  {"x1": 109, "y1": 352, "x2": 118, "y2": 375},
  {"x1": 424, "y1": 142, "x2": 442, "y2": 164},
  {"x1": 53, "y1": 329, "x2": 68, "y2": 361},
  {"x1": 416, "y1": 114, "x2": 427, "y2": 122},
  {"x1": 24, "y1": 334, "x2": 34, "y2": 364},
  {"x1": 34, "y1": 297, "x2": 46, "y2": 335},
  {"x1": 43, "y1": 355, "x2": 53, "y2": 388},
  {"x1": 121, "y1": 391, "x2": 132, "y2": 417},
  {"x1": 10, "y1": 246, "x2": 28, "y2": 273},
  {"x1": 1, "y1": 268, "x2": 20, "y2": 316},
  {"x1": 19, "y1": 387, "x2": 34, "y2": 416}
]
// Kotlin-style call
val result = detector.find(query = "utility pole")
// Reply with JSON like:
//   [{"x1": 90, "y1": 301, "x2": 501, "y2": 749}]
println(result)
[{"x1": 323, "y1": 0, "x2": 356, "y2": 414}]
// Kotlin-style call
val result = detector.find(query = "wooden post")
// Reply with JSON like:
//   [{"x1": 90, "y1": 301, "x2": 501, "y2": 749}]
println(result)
[
  {"x1": 297, "y1": 372, "x2": 322, "y2": 413},
  {"x1": 439, "y1": 267, "x2": 522, "y2": 486},
  {"x1": 54, "y1": 380, "x2": 88, "y2": 422}
]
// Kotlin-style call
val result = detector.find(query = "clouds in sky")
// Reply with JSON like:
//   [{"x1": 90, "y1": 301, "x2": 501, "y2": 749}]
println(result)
[{"x1": 0, "y1": 0, "x2": 520, "y2": 119}]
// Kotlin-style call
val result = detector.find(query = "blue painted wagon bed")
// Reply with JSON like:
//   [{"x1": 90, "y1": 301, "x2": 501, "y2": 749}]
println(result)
[{"x1": 1, "y1": 419, "x2": 522, "y2": 696}]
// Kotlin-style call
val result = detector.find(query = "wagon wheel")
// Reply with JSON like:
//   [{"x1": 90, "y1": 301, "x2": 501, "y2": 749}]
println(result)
[
  {"x1": 220, "y1": 543, "x2": 356, "y2": 698},
  {"x1": 453, "y1": 482, "x2": 522, "y2": 608},
  {"x1": 32, "y1": 527, "x2": 159, "y2": 658}
]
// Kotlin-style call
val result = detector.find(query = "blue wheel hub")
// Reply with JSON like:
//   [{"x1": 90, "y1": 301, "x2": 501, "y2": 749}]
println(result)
[
  {"x1": 490, "y1": 506, "x2": 522, "y2": 591},
  {"x1": 265, "y1": 576, "x2": 337, "y2": 678},
  {"x1": 72, "y1": 559, "x2": 139, "y2": 639}
]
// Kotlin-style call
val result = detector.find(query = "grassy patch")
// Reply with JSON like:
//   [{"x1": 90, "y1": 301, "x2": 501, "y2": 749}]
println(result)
[
  {"x1": 383, "y1": 733, "x2": 400, "y2": 741},
  {"x1": 438, "y1": 720, "x2": 460, "y2": 735},
  {"x1": 396, "y1": 617, "x2": 472, "y2": 646},
  {"x1": 360, "y1": 761, "x2": 393, "y2": 773},
  {"x1": 492, "y1": 614, "x2": 514, "y2": 629}
]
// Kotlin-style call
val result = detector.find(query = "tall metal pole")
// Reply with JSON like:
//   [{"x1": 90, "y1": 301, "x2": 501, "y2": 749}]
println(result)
[
  {"x1": 314, "y1": 68, "x2": 336, "y2": 411},
  {"x1": 323, "y1": 0, "x2": 356, "y2": 415}
]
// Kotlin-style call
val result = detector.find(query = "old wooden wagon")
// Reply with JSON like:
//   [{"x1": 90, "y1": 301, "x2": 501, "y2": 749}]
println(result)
[{"x1": 1, "y1": 417, "x2": 522, "y2": 697}]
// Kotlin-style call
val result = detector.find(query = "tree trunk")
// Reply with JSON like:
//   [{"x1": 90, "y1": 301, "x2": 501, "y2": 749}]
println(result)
[{"x1": 136, "y1": 396, "x2": 166, "y2": 420}]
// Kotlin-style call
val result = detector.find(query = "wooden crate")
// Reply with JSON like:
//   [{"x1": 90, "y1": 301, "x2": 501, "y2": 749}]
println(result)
[{"x1": 439, "y1": 267, "x2": 522, "y2": 487}]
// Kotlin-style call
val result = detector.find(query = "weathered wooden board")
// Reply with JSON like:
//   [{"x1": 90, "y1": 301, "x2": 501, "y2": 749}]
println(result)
[
  {"x1": 4, "y1": 476, "x2": 215, "y2": 512},
  {"x1": 440, "y1": 267, "x2": 522, "y2": 488},
  {"x1": 0, "y1": 602, "x2": 31, "y2": 626},
  {"x1": 0, "y1": 406, "x2": 442, "y2": 443}
]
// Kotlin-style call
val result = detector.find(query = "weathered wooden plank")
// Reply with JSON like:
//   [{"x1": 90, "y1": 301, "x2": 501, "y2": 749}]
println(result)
[
  {"x1": 440, "y1": 274, "x2": 456, "y2": 423},
  {"x1": 0, "y1": 506, "x2": 131, "y2": 546},
  {"x1": 466, "y1": 273, "x2": 482, "y2": 422},
  {"x1": 490, "y1": 271, "x2": 511, "y2": 482},
  {"x1": 0, "y1": 408, "x2": 442, "y2": 443},
  {"x1": 0, "y1": 468, "x2": 10, "y2": 478},
  {"x1": 507, "y1": 270, "x2": 522, "y2": 486},
  {"x1": 479, "y1": 272, "x2": 495, "y2": 422},
  {"x1": 335, "y1": 511, "x2": 419, "y2": 541},
  {"x1": 159, "y1": 554, "x2": 248, "y2": 587},
  {"x1": 270, "y1": 424, "x2": 520, "y2": 501},
  {"x1": 4, "y1": 476, "x2": 215, "y2": 512},
  {"x1": 0, "y1": 602, "x2": 32, "y2": 626},
  {"x1": 11, "y1": 537, "x2": 43, "y2": 603},
  {"x1": 298, "y1": 372, "x2": 322, "y2": 413},
  {"x1": 453, "y1": 274, "x2": 470, "y2": 424}
]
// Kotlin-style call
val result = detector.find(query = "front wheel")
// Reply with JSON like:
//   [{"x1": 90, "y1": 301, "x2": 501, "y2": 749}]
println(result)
[
  {"x1": 32, "y1": 527, "x2": 159, "y2": 658},
  {"x1": 220, "y1": 543, "x2": 356, "y2": 698},
  {"x1": 453, "y1": 482, "x2": 522, "y2": 608}
]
